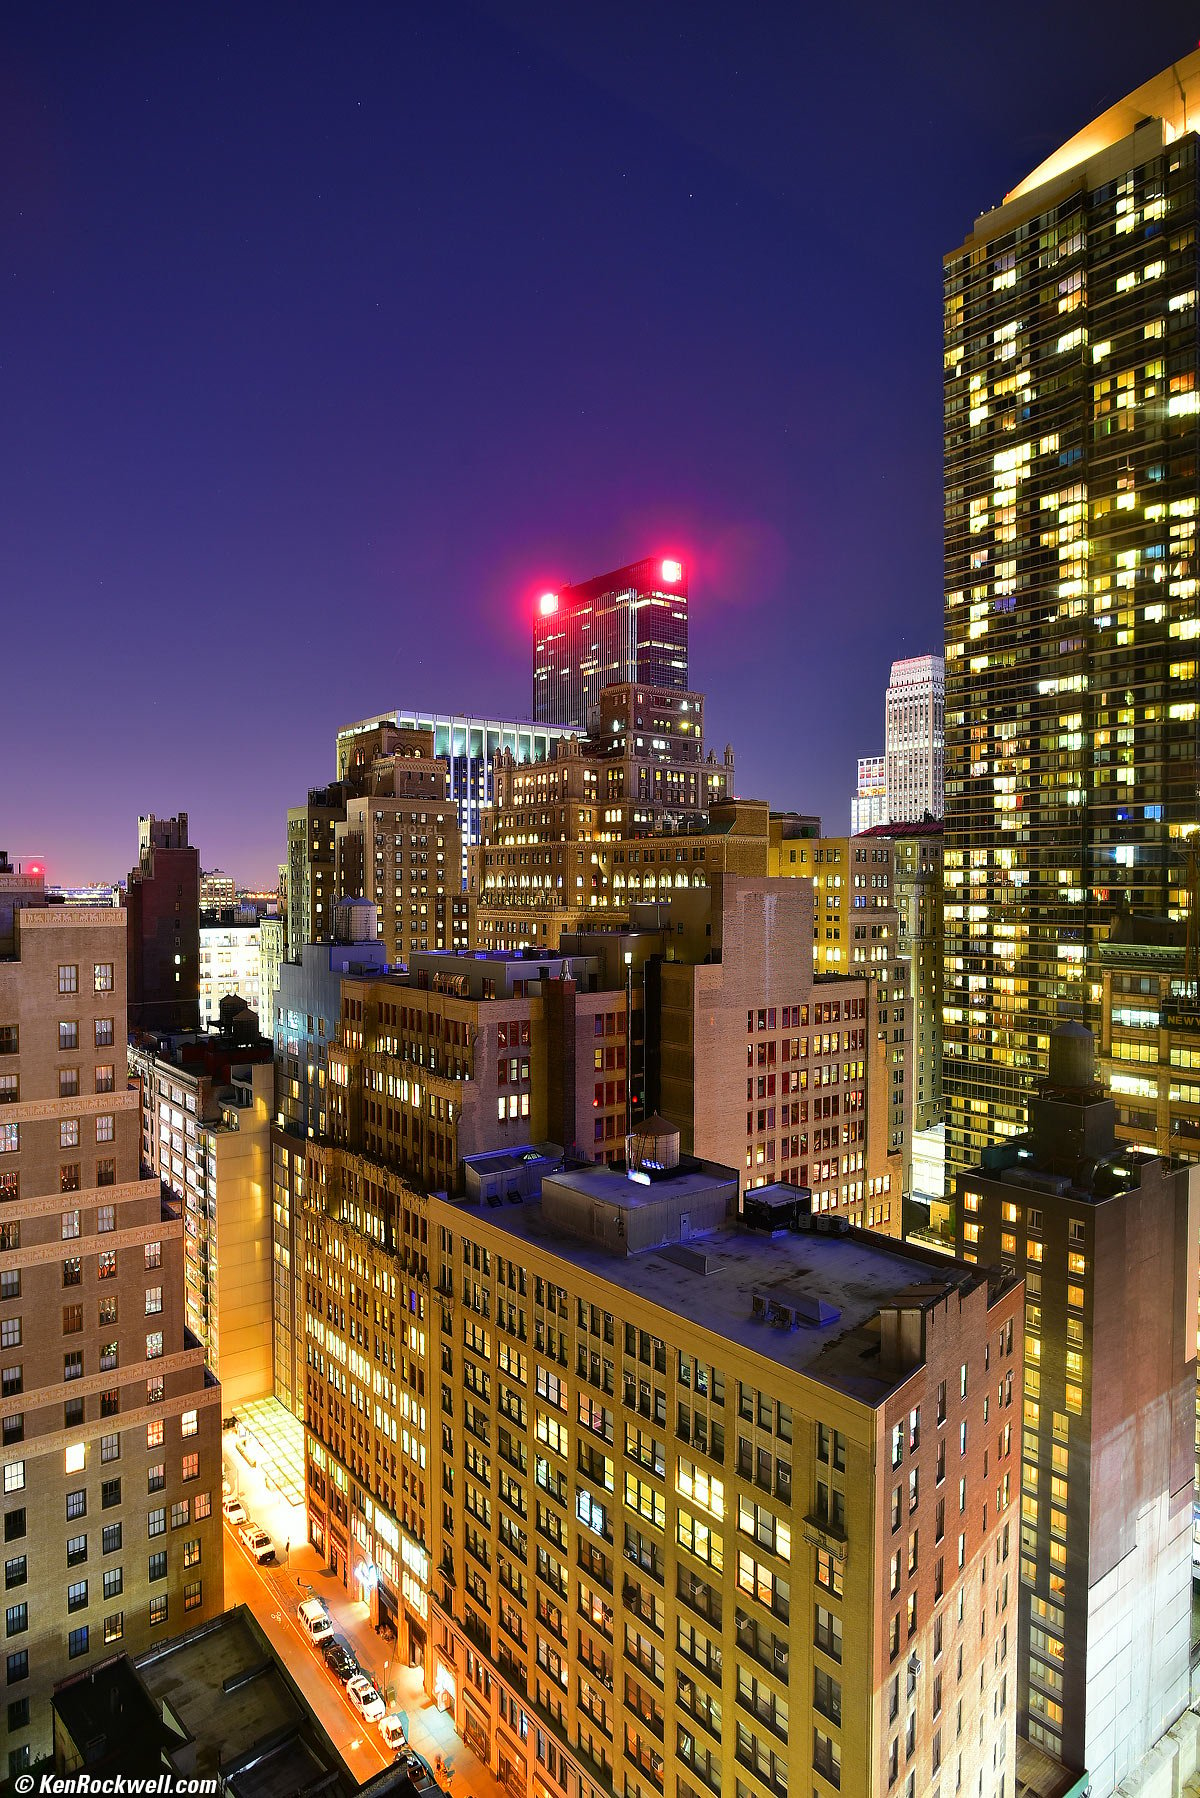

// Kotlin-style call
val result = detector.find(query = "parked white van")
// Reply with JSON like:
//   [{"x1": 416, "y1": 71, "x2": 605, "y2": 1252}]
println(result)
[{"x1": 297, "y1": 1597, "x2": 333, "y2": 1643}]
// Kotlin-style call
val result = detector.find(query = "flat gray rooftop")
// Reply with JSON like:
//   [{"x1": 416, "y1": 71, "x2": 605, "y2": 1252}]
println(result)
[
  {"x1": 546, "y1": 1162, "x2": 733, "y2": 1211},
  {"x1": 451, "y1": 1195, "x2": 981, "y2": 1406},
  {"x1": 139, "y1": 1613, "x2": 297, "y2": 1772},
  {"x1": 465, "y1": 1142, "x2": 560, "y2": 1173}
]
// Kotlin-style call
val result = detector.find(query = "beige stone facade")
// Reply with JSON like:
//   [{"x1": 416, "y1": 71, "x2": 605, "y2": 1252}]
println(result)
[
  {"x1": 469, "y1": 690, "x2": 737, "y2": 955},
  {"x1": 0, "y1": 886, "x2": 223, "y2": 1775},
  {"x1": 771, "y1": 835, "x2": 912, "y2": 1185},
  {"x1": 420, "y1": 1176, "x2": 1020, "y2": 1798},
  {"x1": 654, "y1": 877, "x2": 903, "y2": 1225},
  {"x1": 129, "y1": 1044, "x2": 273, "y2": 1410}
]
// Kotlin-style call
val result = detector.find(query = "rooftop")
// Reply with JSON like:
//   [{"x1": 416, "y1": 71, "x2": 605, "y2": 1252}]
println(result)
[
  {"x1": 543, "y1": 1160, "x2": 732, "y2": 1212},
  {"x1": 1004, "y1": 49, "x2": 1200, "y2": 205},
  {"x1": 855, "y1": 819, "x2": 944, "y2": 839},
  {"x1": 135, "y1": 1606, "x2": 353, "y2": 1792},
  {"x1": 52, "y1": 1654, "x2": 171, "y2": 1776},
  {"x1": 463, "y1": 1143, "x2": 562, "y2": 1176},
  {"x1": 53, "y1": 1606, "x2": 373, "y2": 1795},
  {"x1": 449, "y1": 1180, "x2": 1004, "y2": 1405}
]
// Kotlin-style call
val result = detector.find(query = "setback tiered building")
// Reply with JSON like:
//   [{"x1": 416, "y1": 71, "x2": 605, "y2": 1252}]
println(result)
[
  {"x1": 287, "y1": 723, "x2": 465, "y2": 966},
  {"x1": 337, "y1": 710, "x2": 577, "y2": 892},
  {"x1": 884, "y1": 656, "x2": 945, "y2": 825},
  {"x1": 469, "y1": 686, "x2": 735, "y2": 955}
]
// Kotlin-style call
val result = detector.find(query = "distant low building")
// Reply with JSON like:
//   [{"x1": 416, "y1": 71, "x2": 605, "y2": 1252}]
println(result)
[
  {"x1": 198, "y1": 868, "x2": 236, "y2": 912},
  {"x1": 198, "y1": 922, "x2": 261, "y2": 1030}
]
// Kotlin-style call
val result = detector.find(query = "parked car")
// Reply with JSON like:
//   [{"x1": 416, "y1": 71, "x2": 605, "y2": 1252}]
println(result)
[
  {"x1": 237, "y1": 1521, "x2": 275, "y2": 1563},
  {"x1": 347, "y1": 1675, "x2": 386, "y2": 1723},
  {"x1": 221, "y1": 1495, "x2": 247, "y2": 1526},
  {"x1": 321, "y1": 1635, "x2": 359, "y2": 1684},
  {"x1": 378, "y1": 1714, "x2": 407, "y2": 1752},
  {"x1": 297, "y1": 1598, "x2": 334, "y2": 1644}
]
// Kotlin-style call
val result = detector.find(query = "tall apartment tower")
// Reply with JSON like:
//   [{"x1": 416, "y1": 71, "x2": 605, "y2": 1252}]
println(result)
[
  {"x1": 124, "y1": 814, "x2": 200, "y2": 1035},
  {"x1": 944, "y1": 53, "x2": 1200, "y2": 1178},
  {"x1": 884, "y1": 656, "x2": 944, "y2": 825},
  {"x1": 0, "y1": 866, "x2": 223, "y2": 1777},
  {"x1": 955, "y1": 1026, "x2": 1197, "y2": 1794},
  {"x1": 533, "y1": 555, "x2": 689, "y2": 727}
]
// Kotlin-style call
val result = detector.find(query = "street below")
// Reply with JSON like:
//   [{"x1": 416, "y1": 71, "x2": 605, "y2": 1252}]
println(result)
[{"x1": 222, "y1": 1419, "x2": 505, "y2": 1797}]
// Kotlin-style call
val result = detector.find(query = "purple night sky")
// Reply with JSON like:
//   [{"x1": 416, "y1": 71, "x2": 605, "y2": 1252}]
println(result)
[{"x1": 3, "y1": 2, "x2": 1196, "y2": 885}]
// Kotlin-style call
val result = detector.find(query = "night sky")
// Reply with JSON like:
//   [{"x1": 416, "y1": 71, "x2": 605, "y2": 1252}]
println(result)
[{"x1": 5, "y1": 2, "x2": 1199, "y2": 885}]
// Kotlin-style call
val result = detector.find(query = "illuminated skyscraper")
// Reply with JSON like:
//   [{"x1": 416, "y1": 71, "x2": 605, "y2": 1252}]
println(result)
[
  {"x1": 944, "y1": 54, "x2": 1200, "y2": 1177},
  {"x1": 884, "y1": 655, "x2": 944, "y2": 823},
  {"x1": 533, "y1": 554, "x2": 688, "y2": 727}
]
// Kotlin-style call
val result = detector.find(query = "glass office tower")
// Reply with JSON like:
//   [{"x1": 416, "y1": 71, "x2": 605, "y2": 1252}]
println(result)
[
  {"x1": 944, "y1": 54, "x2": 1200, "y2": 1177},
  {"x1": 533, "y1": 554, "x2": 689, "y2": 727}
]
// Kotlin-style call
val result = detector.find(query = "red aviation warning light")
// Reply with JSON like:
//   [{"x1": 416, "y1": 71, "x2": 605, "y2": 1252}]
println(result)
[
  {"x1": 539, "y1": 592, "x2": 559, "y2": 617},
  {"x1": 660, "y1": 559, "x2": 682, "y2": 583}
]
